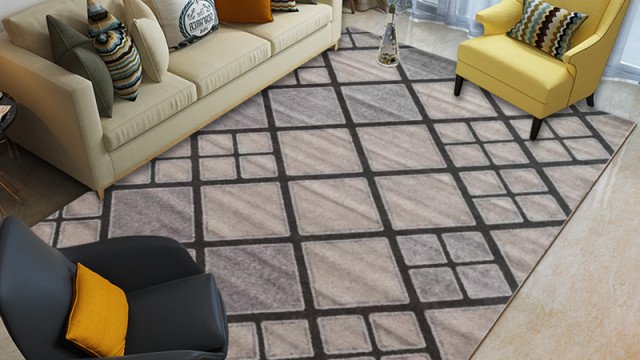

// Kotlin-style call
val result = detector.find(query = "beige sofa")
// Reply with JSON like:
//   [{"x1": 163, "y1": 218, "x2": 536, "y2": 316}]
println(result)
[{"x1": 0, "y1": 0, "x2": 342, "y2": 197}]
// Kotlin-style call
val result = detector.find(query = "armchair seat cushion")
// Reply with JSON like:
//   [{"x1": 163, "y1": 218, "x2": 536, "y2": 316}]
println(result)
[
  {"x1": 457, "y1": 34, "x2": 574, "y2": 104},
  {"x1": 101, "y1": 73, "x2": 197, "y2": 151},
  {"x1": 125, "y1": 273, "x2": 227, "y2": 354}
]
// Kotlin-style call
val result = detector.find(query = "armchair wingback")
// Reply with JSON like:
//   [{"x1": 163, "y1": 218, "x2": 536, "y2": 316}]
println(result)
[{"x1": 455, "y1": 0, "x2": 630, "y2": 140}]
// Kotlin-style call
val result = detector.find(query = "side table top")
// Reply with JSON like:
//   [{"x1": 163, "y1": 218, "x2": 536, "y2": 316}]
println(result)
[{"x1": 0, "y1": 92, "x2": 17, "y2": 135}]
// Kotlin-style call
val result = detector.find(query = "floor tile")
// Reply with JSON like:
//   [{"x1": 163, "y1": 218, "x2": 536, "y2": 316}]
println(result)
[
  {"x1": 471, "y1": 121, "x2": 513, "y2": 142},
  {"x1": 515, "y1": 195, "x2": 566, "y2": 222},
  {"x1": 290, "y1": 178, "x2": 382, "y2": 235},
  {"x1": 457, "y1": 264, "x2": 511, "y2": 299},
  {"x1": 303, "y1": 238, "x2": 409, "y2": 309},
  {"x1": 357, "y1": 125, "x2": 445, "y2": 171},
  {"x1": 491, "y1": 227, "x2": 561, "y2": 284},
  {"x1": 410, "y1": 267, "x2": 463, "y2": 302},
  {"x1": 425, "y1": 306, "x2": 504, "y2": 360},
  {"x1": 442, "y1": 232, "x2": 493, "y2": 262},
  {"x1": 414, "y1": 82, "x2": 497, "y2": 120},
  {"x1": 342, "y1": 84, "x2": 421, "y2": 123},
  {"x1": 377, "y1": 174, "x2": 475, "y2": 229},
  {"x1": 370, "y1": 312, "x2": 426, "y2": 351},
  {"x1": 318, "y1": 315, "x2": 372, "y2": 354},
  {"x1": 500, "y1": 168, "x2": 548, "y2": 193},
  {"x1": 270, "y1": 87, "x2": 345, "y2": 127},
  {"x1": 239, "y1": 155, "x2": 278, "y2": 178},
  {"x1": 483, "y1": 142, "x2": 529, "y2": 165},
  {"x1": 445, "y1": 144, "x2": 490, "y2": 167},
  {"x1": 563, "y1": 138, "x2": 610, "y2": 160},
  {"x1": 473, "y1": 197, "x2": 523, "y2": 225},
  {"x1": 202, "y1": 183, "x2": 289, "y2": 240},
  {"x1": 434, "y1": 122, "x2": 475, "y2": 144},
  {"x1": 262, "y1": 320, "x2": 314, "y2": 359},
  {"x1": 227, "y1": 323, "x2": 260, "y2": 360},
  {"x1": 460, "y1": 171, "x2": 505, "y2": 196},
  {"x1": 205, "y1": 244, "x2": 304, "y2": 314},
  {"x1": 237, "y1": 132, "x2": 273, "y2": 154},
  {"x1": 397, "y1": 234, "x2": 447, "y2": 266},
  {"x1": 199, "y1": 157, "x2": 237, "y2": 181},
  {"x1": 155, "y1": 159, "x2": 192, "y2": 183},
  {"x1": 109, "y1": 187, "x2": 195, "y2": 242},
  {"x1": 279, "y1": 129, "x2": 362, "y2": 175},
  {"x1": 328, "y1": 50, "x2": 401, "y2": 82}
]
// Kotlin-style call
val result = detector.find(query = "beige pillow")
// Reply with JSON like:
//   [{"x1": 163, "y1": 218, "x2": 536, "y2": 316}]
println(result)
[{"x1": 123, "y1": 0, "x2": 169, "y2": 82}]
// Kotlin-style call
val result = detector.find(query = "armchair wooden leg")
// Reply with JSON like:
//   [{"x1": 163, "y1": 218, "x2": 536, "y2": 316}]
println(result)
[
  {"x1": 96, "y1": 188, "x2": 105, "y2": 200},
  {"x1": 454, "y1": 75, "x2": 464, "y2": 97},
  {"x1": 350, "y1": 0, "x2": 356, "y2": 14},
  {"x1": 530, "y1": 117, "x2": 544, "y2": 141},
  {"x1": 586, "y1": 93, "x2": 595, "y2": 107}
]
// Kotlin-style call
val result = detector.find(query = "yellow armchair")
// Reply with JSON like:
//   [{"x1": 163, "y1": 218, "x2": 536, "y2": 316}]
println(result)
[{"x1": 454, "y1": 0, "x2": 630, "y2": 140}]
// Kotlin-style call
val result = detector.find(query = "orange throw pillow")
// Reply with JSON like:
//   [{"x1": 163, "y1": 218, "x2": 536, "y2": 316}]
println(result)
[
  {"x1": 215, "y1": 0, "x2": 273, "y2": 23},
  {"x1": 66, "y1": 263, "x2": 129, "y2": 357}
]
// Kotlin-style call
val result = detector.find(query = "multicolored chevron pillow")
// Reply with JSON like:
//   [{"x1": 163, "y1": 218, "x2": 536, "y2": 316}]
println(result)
[
  {"x1": 271, "y1": 0, "x2": 299, "y2": 12},
  {"x1": 507, "y1": 0, "x2": 588, "y2": 60},
  {"x1": 88, "y1": 0, "x2": 143, "y2": 101}
]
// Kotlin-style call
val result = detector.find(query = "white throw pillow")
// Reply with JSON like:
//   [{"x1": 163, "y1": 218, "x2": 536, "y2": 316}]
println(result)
[
  {"x1": 124, "y1": 0, "x2": 170, "y2": 82},
  {"x1": 142, "y1": 0, "x2": 219, "y2": 51}
]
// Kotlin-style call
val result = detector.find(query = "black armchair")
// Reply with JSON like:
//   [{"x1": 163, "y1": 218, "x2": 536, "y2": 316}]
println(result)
[{"x1": 0, "y1": 216, "x2": 228, "y2": 360}]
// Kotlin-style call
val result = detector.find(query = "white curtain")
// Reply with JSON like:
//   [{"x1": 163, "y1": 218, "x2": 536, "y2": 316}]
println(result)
[{"x1": 409, "y1": 0, "x2": 640, "y2": 82}]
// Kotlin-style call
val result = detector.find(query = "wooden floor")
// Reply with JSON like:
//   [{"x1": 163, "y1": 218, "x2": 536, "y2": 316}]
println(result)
[{"x1": 0, "y1": 143, "x2": 87, "y2": 226}]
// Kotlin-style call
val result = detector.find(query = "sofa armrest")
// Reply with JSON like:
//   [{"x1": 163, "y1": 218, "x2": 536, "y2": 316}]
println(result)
[
  {"x1": 317, "y1": 0, "x2": 342, "y2": 44},
  {"x1": 0, "y1": 33, "x2": 114, "y2": 190},
  {"x1": 476, "y1": 0, "x2": 522, "y2": 36}
]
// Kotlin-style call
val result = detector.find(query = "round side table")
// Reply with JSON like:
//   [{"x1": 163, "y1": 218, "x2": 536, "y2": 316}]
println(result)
[{"x1": 0, "y1": 92, "x2": 23, "y2": 215}]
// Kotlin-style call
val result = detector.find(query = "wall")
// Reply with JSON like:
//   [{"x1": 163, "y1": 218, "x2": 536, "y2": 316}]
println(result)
[{"x1": 0, "y1": 0, "x2": 46, "y2": 31}]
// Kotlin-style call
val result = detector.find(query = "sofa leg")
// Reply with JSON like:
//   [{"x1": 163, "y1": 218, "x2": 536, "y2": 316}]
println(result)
[
  {"x1": 332, "y1": 43, "x2": 339, "y2": 51},
  {"x1": 96, "y1": 188, "x2": 105, "y2": 200},
  {"x1": 454, "y1": 75, "x2": 464, "y2": 97},
  {"x1": 586, "y1": 93, "x2": 595, "y2": 107},
  {"x1": 530, "y1": 117, "x2": 544, "y2": 141}
]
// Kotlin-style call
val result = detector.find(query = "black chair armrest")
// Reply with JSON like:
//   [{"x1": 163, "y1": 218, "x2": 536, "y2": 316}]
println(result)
[
  {"x1": 75, "y1": 350, "x2": 225, "y2": 360},
  {"x1": 59, "y1": 236, "x2": 202, "y2": 292}
]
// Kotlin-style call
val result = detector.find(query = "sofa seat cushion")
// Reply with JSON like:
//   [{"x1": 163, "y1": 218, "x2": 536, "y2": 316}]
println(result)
[
  {"x1": 168, "y1": 26, "x2": 271, "y2": 98},
  {"x1": 228, "y1": 3, "x2": 332, "y2": 55},
  {"x1": 125, "y1": 273, "x2": 227, "y2": 354},
  {"x1": 457, "y1": 35, "x2": 574, "y2": 104},
  {"x1": 101, "y1": 73, "x2": 197, "y2": 151}
]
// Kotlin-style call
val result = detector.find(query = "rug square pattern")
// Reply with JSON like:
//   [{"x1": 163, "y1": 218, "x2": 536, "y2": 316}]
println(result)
[{"x1": 34, "y1": 28, "x2": 636, "y2": 360}]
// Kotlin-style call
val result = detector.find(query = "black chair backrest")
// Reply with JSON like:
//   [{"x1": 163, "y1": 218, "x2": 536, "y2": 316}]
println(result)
[{"x1": 0, "y1": 216, "x2": 85, "y2": 360}]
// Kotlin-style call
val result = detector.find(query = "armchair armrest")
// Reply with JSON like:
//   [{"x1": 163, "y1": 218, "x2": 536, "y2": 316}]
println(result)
[
  {"x1": 0, "y1": 33, "x2": 114, "y2": 190},
  {"x1": 59, "y1": 236, "x2": 202, "y2": 292},
  {"x1": 476, "y1": 0, "x2": 522, "y2": 36},
  {"x1": 77, "y1": 350, "x2": 225, "y2": 360}
]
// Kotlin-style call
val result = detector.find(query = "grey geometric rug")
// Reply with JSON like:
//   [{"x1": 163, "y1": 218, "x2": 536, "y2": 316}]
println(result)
[{"x1": 33, "y1": 28, "x2": 635, "y2": 360}]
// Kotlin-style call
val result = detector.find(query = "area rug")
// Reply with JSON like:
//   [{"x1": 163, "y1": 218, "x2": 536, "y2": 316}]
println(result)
[{"x1": 33, "y1": 28, "x2": 635, "y2": 360}]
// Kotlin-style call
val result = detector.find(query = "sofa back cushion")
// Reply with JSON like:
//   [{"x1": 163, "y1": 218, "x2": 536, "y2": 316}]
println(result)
[{"x1": 2, "y1": 0, "x2": 125, "y2": 61}]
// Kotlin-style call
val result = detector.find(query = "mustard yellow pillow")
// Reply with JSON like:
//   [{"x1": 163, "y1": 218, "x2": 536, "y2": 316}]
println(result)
[
  {"x1": 66, "y1": 263, "x2": 129, "y2": 357},
  {"x1": 215, "y1": 0, "x2": 273, "y2": 23}
]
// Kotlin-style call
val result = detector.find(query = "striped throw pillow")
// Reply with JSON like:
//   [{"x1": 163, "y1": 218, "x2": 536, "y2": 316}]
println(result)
[
  {"x1": 271, "y1": 0, "x2": 299, "y2": 12},
  {"x1": 507, "y1": 0, "x2": 588, "y2": 60},
  {"x1": 88, "y1": 0, "x2": 143, "y2": 101}
]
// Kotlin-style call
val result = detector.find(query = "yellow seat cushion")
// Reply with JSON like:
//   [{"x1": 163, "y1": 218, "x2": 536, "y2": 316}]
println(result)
[
  {"x1": 227, "y1": 3, "x2": 332, "y2": 54},
  {"x1": 457, "y1": 34, "x2": 574, "y2": 104},
  {"x1": 66, "y1": 263, "x2": 128, "y2": 357}
]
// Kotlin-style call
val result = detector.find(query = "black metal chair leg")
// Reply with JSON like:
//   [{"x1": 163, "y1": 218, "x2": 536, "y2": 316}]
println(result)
[
  {"x1": 586, "y1": 93, "x2": 595, "y2": 107},
  {"x1": 454, "y1": 75, "x2": 464, "y2": 96},
  {"x1": 530, "y1": 117, "x2": 543, "y2": 140}
]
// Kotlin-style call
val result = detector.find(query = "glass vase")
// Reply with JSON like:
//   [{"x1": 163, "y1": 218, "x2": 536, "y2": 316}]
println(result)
[{"x1": 378, "y1": 4, "x2": 400, "y2": 67}]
